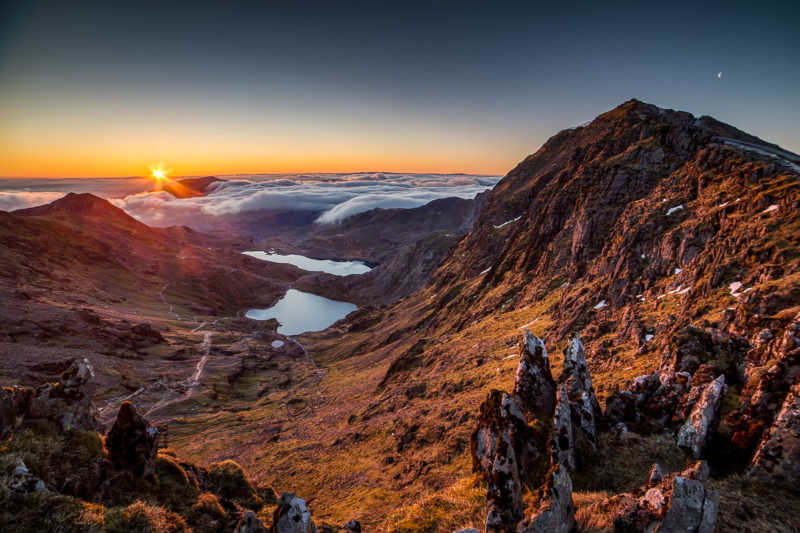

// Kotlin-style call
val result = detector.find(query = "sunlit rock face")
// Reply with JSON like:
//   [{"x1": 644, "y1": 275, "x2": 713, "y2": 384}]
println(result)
[{"x1": 677, "y1": 375, "x2": 727, "y2": 459}]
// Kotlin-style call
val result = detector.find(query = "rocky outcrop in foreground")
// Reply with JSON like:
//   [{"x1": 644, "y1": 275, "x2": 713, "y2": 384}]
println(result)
[
  {"x1": 512, "y1": 331, "x2": 556, "y2": 419},
  {"x1": 747, "y1": 380, "x2": 800, "y2": 489},
  {"x1": 598, "y1": 461, "x2": 718, "y2": 533},
  {"x1": 268, "y1": 492, "x2": 316, "y2": 533},
  {"x1": 27, "y1": 358, "x2": 98, "y2": 431},
  {"x1": 471, "y1": 390, "x2": 546, "y2": 532},
  {"x1": 557, "y1": 334, "x2": 602, "y2": 444},
  {"x1": 677, "y1": 375, "x2": 726, "y2": 459},
  {"x1": 105, "y1": 400, "x2": 159, "y2": 477},
  {"x1": 518, "y1": 464, "x2": 575, "y2": 533}
]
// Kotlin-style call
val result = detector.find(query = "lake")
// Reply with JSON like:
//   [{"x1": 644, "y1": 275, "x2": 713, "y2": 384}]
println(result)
[
  {"x1": 243, "y1": 251, "x2": 372, "y2": 276},
  {"x1": 245, "y1": 289, "x2": 357, "y2": 335}
]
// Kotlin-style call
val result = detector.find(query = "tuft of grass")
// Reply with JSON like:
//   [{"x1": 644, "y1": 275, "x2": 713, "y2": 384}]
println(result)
[
  {"x1": 384, "y1": 475, "x2": 485, "y2": 533},
  {"x1": 206, "y1": 460, "x2": 263, "y2": 510},
  {"x1": 573, "y1": 491, "x2": 612, "y2": 532},
  {"x1": 187, "y1": 492, "x2": 228, "y2": 533},
  {"x1": 709, "y1": 474, "x2": 800, "y2": 533},
  {"x1": 105, "y1": 500, "x2": 190, "y2": 533}
]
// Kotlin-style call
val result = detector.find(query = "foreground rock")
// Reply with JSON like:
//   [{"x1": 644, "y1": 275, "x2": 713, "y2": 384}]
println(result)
[
  {"x1": 471, "y1": 390, "x2": 546, "y2": 533},
  {"x1": 599, "y1": 461, "x2": 718, "y2": 533},
  {"x1": 0, "y1": 386, "x2": 32, "y2": 438},
  {"x1": 27, "y1": 358, "x2": 98, "y2": 431},
  {"x1": 268, "y1": 492, "x2": 316, "y2": 533},
  {"x1": 518, "y1": 464, "x2": 575, "y2": 533},
  {"x1": 558, "y1": 334, "x2": 602, "y2": 443},
  {"x1": 549, "y1": 385, "x2": 575, "y2": 471},
  {"x1": 105, "y1": 401, "x2": 159, "y2": 477},
  {"x1": 677, "y1": 375, "x2": 726, "y2": 458},
  {"x1": 747, "y1": 380, "x2": 800, "y2": 489},
  {"x1": 236, "y1": 510, "x2": 268, "y2": 533},
  {"x1": 512, "y1": 331, "x2": 556, "y2": 419},
  {"x1": 605, "y1": 371, "x2": 692, "y2": 429}
]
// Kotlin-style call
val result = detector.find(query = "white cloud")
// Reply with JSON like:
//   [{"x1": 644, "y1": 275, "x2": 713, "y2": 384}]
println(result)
[
  {"x1": 0, "y1": 191, "x2": 66, "y2": 211},
  {"x1": 110, "y1": 173, "x2": 500, "y2": 227}
]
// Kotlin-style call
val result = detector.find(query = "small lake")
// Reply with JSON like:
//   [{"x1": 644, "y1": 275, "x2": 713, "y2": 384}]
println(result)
[
  {"x1": 245, "y1": 289, "x2": 357, "y2": 335},
  {"x1": 243, "y1": 251, "x2": 372, "y2": 276}
]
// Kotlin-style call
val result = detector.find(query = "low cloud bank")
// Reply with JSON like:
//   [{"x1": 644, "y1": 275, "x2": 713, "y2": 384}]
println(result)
[
  {"x1": 112, "y1": 173, "x2": 500, "y2": 227},
  {"x1": 0, "y1": 191, "x2": 66, "y2": 211}
]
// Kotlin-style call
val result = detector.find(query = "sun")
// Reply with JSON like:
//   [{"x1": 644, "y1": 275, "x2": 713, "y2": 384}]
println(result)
[{"x1": 149, "y1": 163, "x2": 171, "y2": 183}]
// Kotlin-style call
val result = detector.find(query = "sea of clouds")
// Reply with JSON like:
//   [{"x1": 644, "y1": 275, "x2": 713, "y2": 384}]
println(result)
[{"x1": 0, "y1": 173, "x2": 500, "y2": 227}]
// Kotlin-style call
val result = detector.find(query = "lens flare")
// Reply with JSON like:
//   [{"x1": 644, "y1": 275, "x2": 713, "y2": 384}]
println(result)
[{"x1": 149, "y1": 163, "x2": 171, "y2": 183}]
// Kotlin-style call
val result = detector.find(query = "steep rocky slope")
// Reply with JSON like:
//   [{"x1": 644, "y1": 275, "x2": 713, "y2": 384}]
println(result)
[{"x1": 163, "y1": 100, "x2": 800, "y2": 531}]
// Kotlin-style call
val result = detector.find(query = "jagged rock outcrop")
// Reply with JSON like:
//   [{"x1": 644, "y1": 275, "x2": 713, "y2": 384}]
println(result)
[
  {"x1": 518, "y1": 464, "x2": 576, "y2": 533},
  {"x1": 471, "y1": 390, "x2": 546, "y2": 533},
  {"x1": 27, "y1": 358, "x2": 98, "y2": 431},
  {"x1": 605, "y1": 371, "x2": 692, "y2": 429},
  {"x1": 677, "y1": 375, "x2": 727, "y2": 458},
  {"x1": 665, "y1": 326, "x2": 748, "y2": 384},
  {"x1": 549, "y1": 385, "x2": 575, "y2": 472},
  {"x1": 558, "y1": 334, "x2": 602, "y2": 443},
  {"x1": 728, "y1": 313, "x2": 800, "y2": 455},
  {"x1": 747, "y1": 380, "x2": 800, "y2": 489},
  {"x1": 268, "y1": 492, "x2": 316, "y2": 533},
  {"x1": 105, "y1": 401, "x2": 159, "y2": 477},
  {"x1": 512, "y1": 331, "x2": 556, "y2": 419},
  {"x1": 5, "y1": 459, "x2": 48, "y2": 498},
  {"x1": 599, "y1": 461, "x2": 718, "y2": 533},
  {"x1": 235, "y1": 510, "x2": 268, "y2": 533}
]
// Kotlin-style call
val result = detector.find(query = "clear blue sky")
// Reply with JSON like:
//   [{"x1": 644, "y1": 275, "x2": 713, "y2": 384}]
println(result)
[{"x1": 0, "y1": 0, "x2": 798, "y2": 177}]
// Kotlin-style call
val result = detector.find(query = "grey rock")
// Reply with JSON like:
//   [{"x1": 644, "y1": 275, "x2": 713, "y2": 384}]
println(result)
[
  {"x1": 512, "y1": 331, "x2": 556, "y2": 418},
  {"x1": 518, "y1": 464, "x2": 576, "y2": 533},
  {"x1": 558, "y1": 334, "x2": 602, "y2": 444},
  {"x1": 269, "y1": 492, "x2": 316, "y2": 533},
  {"x1": 105, "y1": 401, "x2": 159, "y2": 477},
  {"x1": 27, "y1": 358, "x2": 98, "y2": 431},
  {"x1": 549, "y1": 385, "x2": 575, "y2": 472},
  {"x1": 677, "y1": 375, "x2": 727, "y2": 458}
]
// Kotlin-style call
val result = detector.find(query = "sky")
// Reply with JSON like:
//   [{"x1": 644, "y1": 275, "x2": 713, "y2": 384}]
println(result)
[{"x1": 0, "y1": 0, "x2": 798, "y2": 178}]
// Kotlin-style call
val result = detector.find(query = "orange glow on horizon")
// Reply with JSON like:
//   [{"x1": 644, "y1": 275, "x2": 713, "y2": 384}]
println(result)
[{"x1": 149, "y1": 162, "x2": 171, "y2": 183}]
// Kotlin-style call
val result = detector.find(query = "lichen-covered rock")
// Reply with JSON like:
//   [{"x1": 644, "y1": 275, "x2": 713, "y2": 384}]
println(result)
[
  {"x1": 747, "y1": 380, "x2": 800, "y2": 489},
  {"x1": 558, "y1": 334, "x2": 602, "y2": 443},
  {"x1": 518, "y1": 464, "x2": 575, "y2": 533},
  {"x1": 549, "y1": 385, "x2": 575, "y2": 472},
  {"x1": 235, "y1": 510, "x2": 268, "y2": 533},
  {"x1": 665, "y1": 326, "x2": 748, "y2": 383},
  {"x1": 27, "y1": 358, "x2": 98, "y2": 431},
  {"x1": 512, "y1": 331, "x2": 556, "y2": 419},
  {"x1": 471, "y1": 390, "x2": 546, "y2": 533},
  {"x1": 268, "y1": 492, "x2": 316, "y2": 533},
  {"x1": 677, "y1": 375, "x2": 726, "y2": 458},
  {"x1": 598, "y1": 461, "x2": 718, "y2": 533},
  {"x1": 105, "y1": 401, "x2": 159, "y2": 477}
]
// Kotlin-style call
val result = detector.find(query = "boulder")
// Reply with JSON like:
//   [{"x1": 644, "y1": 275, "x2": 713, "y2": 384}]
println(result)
[
  {"x1": 558, "y1": 334, "x2": 602, "y2": 443},
  {"x1": 549, "y1": 385, "x2": 575, "y2": 472},
  {"x1": 598, "y1": 461, "x2": 718, "y2": 533},
  {"x1": 471, "y1": 390, "x2": 546, "y2": 533},
  {"x1": 747, "y1": 380, "x2": 800, "y2": 489},
  {"x1": 105, "y1": 401, "x2": 159, "y2": 477},
  {"x1": 235, "y1": 510, "x2": 268, "y2": 533},
  {"x1": 677, "y1": 375, "x2": 726, "y2": 458},
  {"x1": 665, "y1": 326, "x2": 748, "y2": 383},
  {"x1": 268, "y1": 492, "x2": 316, "y2": 533},
  {"x1": 342, "y1": 520, "x2": 361, "y2": 533},
  {"x1": 518, "y1": 464, "x2": 576, "y2": 533},
  {"x1": 27, "y1": 358, "x2": 98, "y2": 431},
  {"x1": 512, "y1": 331, "x2": 556, "y2": 419}
]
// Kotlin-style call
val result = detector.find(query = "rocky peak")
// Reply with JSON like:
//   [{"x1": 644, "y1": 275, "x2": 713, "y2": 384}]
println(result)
[{"x1": 512, "y1": 331, "x2": 556, "y2": 418}]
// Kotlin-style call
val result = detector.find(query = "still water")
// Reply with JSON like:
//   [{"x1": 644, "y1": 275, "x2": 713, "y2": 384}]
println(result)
[
  {"x1": 243, "y1": 251, "x2": 371, "y2": 276},
  {"x1": 245, "y1": 289, "x2": 357, "y2": 335}
]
